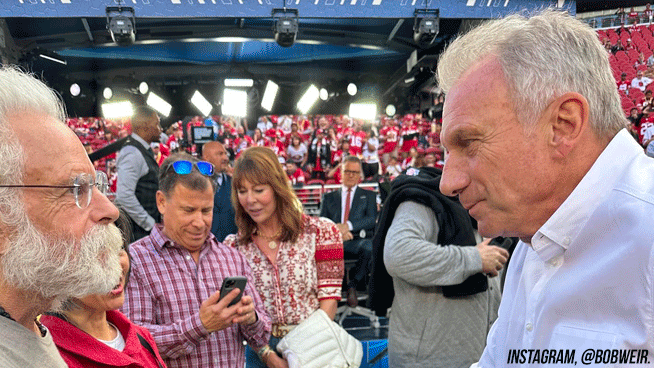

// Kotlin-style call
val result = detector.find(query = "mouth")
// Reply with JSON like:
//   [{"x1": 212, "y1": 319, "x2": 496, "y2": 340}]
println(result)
[
  {"x1": 110, "y1": 277, "x2": 125, "y2": 295},
  {"x1": 248, "y1": 208, "x2": 262, "y2": 217}
]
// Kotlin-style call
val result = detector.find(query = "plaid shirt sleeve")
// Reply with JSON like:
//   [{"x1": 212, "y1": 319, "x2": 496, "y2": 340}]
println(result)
[{"x1": 123, "y1": 250, "x2": 211, "y2": 360}]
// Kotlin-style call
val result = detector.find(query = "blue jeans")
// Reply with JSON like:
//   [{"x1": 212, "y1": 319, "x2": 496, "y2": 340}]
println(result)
[{"x1": 245, "y1": 337, "x2": 282, "y2": 368}]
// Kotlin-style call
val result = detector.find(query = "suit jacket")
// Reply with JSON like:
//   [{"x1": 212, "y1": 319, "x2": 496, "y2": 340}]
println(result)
[
  {"x1": 211, "y1": 173, "x2": 238, "y2": 242},
  {"x1": 320, "y1": 186, "x2": 377, "y2": 237}
]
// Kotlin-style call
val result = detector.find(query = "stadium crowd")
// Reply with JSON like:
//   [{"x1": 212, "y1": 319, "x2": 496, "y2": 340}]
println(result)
[{"x1": 68, "y1": 112, "x2": 447, "y2": 191}]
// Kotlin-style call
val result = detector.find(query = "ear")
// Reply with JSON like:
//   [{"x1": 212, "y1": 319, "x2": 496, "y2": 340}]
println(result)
[
  {"x1": 547, "y1": 92, "x2": 589, "y2": 158},
  {"x1": 156, "y1": 190, "x2": 167, "y2": 216}
]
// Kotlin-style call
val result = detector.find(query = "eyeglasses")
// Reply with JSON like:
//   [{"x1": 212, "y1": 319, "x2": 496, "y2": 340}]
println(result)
[
  {"x1": 165, "y1": 160, "x2": 214, "y2": 176},
  {"x1": 0, "y1": 171, "x2": 109, "y2": 209},
  {"x1": 343, "y1": 170, "x2": 361, "y2": 176}
]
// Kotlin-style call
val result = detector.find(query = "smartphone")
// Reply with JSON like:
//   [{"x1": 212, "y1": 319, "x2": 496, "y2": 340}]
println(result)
[{"x1": 219, "y1": 276, "x2": 247, "y2": 307}]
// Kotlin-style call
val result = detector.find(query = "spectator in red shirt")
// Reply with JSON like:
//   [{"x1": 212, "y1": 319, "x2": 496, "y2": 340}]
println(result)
[
  {"x1": 618, "y1": 72, "x2": 630, "y2": 94},
  {"x1": 285, "y1": 161, "x2": 306, "y2": 187},
  {"x1": 644, "y1": 3, "x2": 653, "y2": 25},
  {"x1": 629, "y1": 7, "x2": 639, "y2": 24}
]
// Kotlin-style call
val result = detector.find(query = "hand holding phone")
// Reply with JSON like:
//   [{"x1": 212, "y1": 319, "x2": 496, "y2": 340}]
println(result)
[{"x1": 219, "y1": 276, "x2": 247, "y2": 307}]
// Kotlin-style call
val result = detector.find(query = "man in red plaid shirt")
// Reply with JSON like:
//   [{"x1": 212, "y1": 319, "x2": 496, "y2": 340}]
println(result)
[{"x1": 122, "y1": 153, "x2": 271, "y2": 368}]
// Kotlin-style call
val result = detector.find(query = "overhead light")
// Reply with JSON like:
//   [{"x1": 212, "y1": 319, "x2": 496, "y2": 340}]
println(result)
[
  {"x1": 222, "y1": 88, "x2": 248, "y2": 117},
  {"x1": 38, "y1": 51, "x2": 67, "y2": 65},
  {"x1": 224, "y1": 78, "x2": 254, "y2": 87},
  {"x1": 139, "y1": 81, "x2": 148, "y2": 94},
  {"x1": 297, "y1": 84, "x2": 320, "y2": 114},
  {"x1": 272, "y1": 8, "x2": 299, "y2": 47},
  {"x1": 102, "y1": 101, "x2": 133, "y2": 120},
  {"x1": 385, "y1": 104, "x2": 396, "y2": 116},
  {"x1": 347, "y1": 83, "x2": 357, "y2": 96},
  {"x1": 413, "y1": 9, "x2": 439, "y2": 48},
  {"x1": 191, "y1": 90, "x2": 213, "y2": 117},
  {"x1": 261, "y1": 80, "x2": 279, "y2": 112},
  {"x1": 103, "y1": 87, "x2": 113, "y2": 100},
  {"x1": 70, "y1": 83, "x2": 81, "y2": 97},
  {"x1": 319, "y1": 88, "x2": 329, "y2": 101},
  {"x1": 106, "y1": 6, "x2": 136, "y2": 47},
  {"x1": 349, "y1": 102, "x2": 377, "y2": 121},
  {"x1": 146, "y1": 92, "x2": 172, "y2": 117}
]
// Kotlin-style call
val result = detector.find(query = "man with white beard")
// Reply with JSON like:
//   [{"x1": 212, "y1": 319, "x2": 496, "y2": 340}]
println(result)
[{"x1": 0, "y1": 66, "x2": 124, "y2": 368}]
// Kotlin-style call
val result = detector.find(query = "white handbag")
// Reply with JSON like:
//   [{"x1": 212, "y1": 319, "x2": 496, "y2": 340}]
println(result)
[{"x1": 276, "y1": 309, "x2": 363, "y2": 368}]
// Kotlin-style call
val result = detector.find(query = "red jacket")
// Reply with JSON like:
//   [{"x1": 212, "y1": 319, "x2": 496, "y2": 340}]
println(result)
[{"x1": 40, "y1": 310, "x2": 166, "y2": 368}]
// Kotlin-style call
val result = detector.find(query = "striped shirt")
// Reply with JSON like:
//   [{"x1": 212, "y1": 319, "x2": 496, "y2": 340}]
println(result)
[{"x1": 121, "y1": 225, "x2": 271, "y2": 368}]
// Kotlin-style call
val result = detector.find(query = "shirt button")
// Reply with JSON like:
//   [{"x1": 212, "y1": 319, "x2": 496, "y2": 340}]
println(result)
[
  {"x1": 526, "y1": 322, "x2": 533, "y2": 331},
  {"x1": 185, "y1": 255, "x2": 191, "y2": 260},
  {"x1": 563, "y1": 237, "x2": 571, "y2": 246}
]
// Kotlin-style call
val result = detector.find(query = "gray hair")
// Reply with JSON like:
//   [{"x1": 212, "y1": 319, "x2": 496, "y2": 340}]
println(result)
[
  {"x1": 0, "y1": 65, "x2": 67, "y2": 227},
  {"x1": 342, "y1": 155, "x2": 363, "y2": 178},
  {"x1": 437, "y1": 9, "x2": 627, "y2": 139},
  {"x1": 159, "y1": 152, "x2": 216, "y2": 197}
]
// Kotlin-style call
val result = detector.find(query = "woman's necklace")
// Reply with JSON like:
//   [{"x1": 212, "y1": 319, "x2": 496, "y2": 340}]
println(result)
[{"x1": 256, "y1": 228, "x2": 283, "y2": 249}]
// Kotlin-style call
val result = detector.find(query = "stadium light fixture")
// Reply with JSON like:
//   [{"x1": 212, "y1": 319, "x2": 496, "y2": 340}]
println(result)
[
  {"x1": 319, "y1": 88, "x2": 329, "y2": 101},
  {"x1": 347, "y1": 83, "x2": 357, "y2": 96},
  {"x1": 106, "y1": 6, "x2": 136, "y2": 47},
  {"x1": 146, "y1": 92, "x2": 172, "y2": 117},
  {"x1": 139, "y1": 81, "x2": 149, "y2": 94},
  {"x1": 38, "y1": 51, "x2": 67, "y2": 65},
  {"x1": 70, "y1": 83, "x2": 81, "y2": 97},
  {"x1": 223, "y1": 88, "x2": 248, "y2": 117},
  {"x1": 224, "y1": 78, "x2": 254, "y2": 87},
  {"x1": 349, "y1": 102, "x2": 377, "y2": 121},
  {"x1": 385, "y1": 104, "x2": 396, "y2": 116},
  {"x1": 102, "y1": 101, "x2": 133, "y2": 120},
  {"x1": 261, "y1": 80, "x2": 279, "y2": 112},
  {"x1": 191, "y1": 90, "x2": 213, "y2": 117},
  {"x1": 103, "y1": 87, "x2": 113, "y2": 100},
  {"x1": 413, "y1": 9, "x2": 439, "y2": 48},
  {"x1": 272, "y1": 8, "x2": 299, "y2": 48},
  {"x1": 297, "y1": 85, "x2": 320, "y2": 114}
]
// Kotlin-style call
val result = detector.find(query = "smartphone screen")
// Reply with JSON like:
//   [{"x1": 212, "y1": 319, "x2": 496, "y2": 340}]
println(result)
[{"x1": 219, "y1": 276, "x2": 247, "y2": 307}]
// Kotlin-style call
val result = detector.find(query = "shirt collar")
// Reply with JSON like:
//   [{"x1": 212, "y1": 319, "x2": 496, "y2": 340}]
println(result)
[
  {"x1": 342, "y1": 184, "x2": 358, "y2": 193},
  {"x1": 149, "y1": 224, "x2": 215, "y2": 251},
  {"x1": 130, "y1": 133, "x2": 151, "y2": 150},
  {"x1": 531, "y1": 129, "x2": 642, "y2": 261}
]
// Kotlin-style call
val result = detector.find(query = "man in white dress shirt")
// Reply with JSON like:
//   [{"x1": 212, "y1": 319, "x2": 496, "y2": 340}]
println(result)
[{"x1": 437, "y1": 10, "x2": 654, "y2": 367}]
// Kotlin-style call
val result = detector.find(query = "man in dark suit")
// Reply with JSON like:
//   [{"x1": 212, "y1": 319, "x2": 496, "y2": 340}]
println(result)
[
  {"x1": 320, "y1": 155, "x2": 378, "y2": 306},
  {"x1": 202, "y1": 141, "x2": 238, "y2": 242}
]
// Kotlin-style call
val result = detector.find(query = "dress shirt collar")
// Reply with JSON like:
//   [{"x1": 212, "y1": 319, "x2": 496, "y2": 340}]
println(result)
[
  {"x1": 342, "y1": 184, "x2": 358, "y2": 194},
  {"x1": 531, "y1": 129, "x2": 641, "y2": 261},
  {"x1": 130, "y1": 133, "x2": 151, "y2": 150},
  {"x1": 149, "y1": 223, "x2": 216, "y2": 252}
]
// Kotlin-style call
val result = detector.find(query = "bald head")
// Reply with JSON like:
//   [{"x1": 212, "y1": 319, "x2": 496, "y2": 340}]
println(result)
[{"x1": 202, "y1": 141, "x2": 229, "y2": 173}]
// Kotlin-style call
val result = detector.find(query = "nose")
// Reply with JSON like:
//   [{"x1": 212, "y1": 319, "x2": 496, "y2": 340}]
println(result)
[
  {"x1": 191, "y1": 211, "x2": 205, "y2": 228},
  {"x1": 90, "y1": 187, "x2": 120, "y2": 224},
  {"x1": 439, "y1": 155, "x2": 470, "y2": 197}
]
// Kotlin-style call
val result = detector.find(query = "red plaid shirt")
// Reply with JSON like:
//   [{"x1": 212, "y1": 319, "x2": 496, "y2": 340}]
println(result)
[{"x1": 122, "y1": 225, "x2": 271, "y2": 368}]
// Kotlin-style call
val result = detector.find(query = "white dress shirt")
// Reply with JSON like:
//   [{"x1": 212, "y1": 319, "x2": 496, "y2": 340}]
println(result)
[{"x1": 479, "y1": 129, "x2": 654, "y2": 367}]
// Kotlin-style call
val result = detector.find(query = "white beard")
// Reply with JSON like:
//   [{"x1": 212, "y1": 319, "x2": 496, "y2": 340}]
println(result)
[{"x1": 1, "y1": 210, "x2": 123, "y2": 300}]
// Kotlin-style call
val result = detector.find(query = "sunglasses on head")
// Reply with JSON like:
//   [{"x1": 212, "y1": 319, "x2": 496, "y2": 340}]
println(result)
[{"x1": 166, "y1": 160, "x2": 214, "y2": 176}]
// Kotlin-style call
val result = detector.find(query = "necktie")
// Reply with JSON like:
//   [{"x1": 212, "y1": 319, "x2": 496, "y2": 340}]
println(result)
[
  {"x1": 215, "y1": 173, "x2": 223, "y2": 190},
  {"x1": 343, "y1": 188, "x2": 352, "y2": 223}
]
